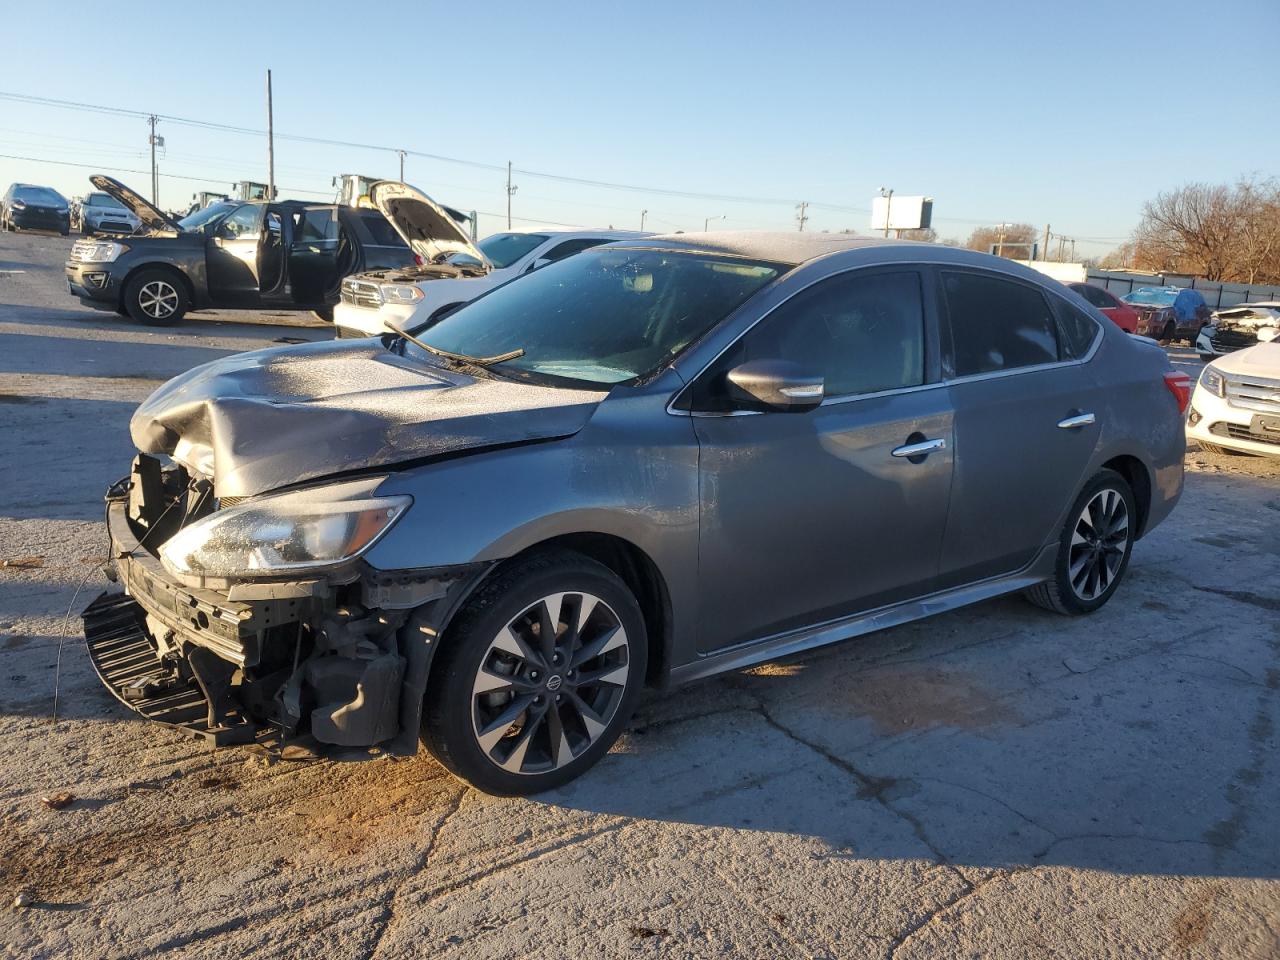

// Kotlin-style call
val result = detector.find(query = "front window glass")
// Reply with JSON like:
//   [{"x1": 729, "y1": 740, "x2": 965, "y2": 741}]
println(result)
[
  {"x1": 178, "y1": 201, "x2": 237, "y2": 231},
  {"x1": 87, "y1": 193, "x2": 127, "y2": 210},
  {"x1": 463, "y1": 232, "x2": 550, "y2": 269},
  {"x1": 16, "y1": 187, "x2": 64, "y2": 205},
  {"x1": 215, "y1": 205, "x2": 262, "y2": 240},
  {"x1": 408, "y1": 248, "x2": 783, "y2": 386}
]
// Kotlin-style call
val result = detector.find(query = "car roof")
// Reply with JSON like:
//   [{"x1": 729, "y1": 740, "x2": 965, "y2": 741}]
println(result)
[
  {"x1": 607, "y1": 231, "x2": 1075, "y2": 278},
  {"x1": 499, "y1": 229, "x2": 652, "y2": 240}
]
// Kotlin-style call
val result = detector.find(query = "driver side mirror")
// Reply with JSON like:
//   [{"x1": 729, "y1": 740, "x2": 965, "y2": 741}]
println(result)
[{"x1": 725, "y1": 359, "x2": 824, "y2": 412}]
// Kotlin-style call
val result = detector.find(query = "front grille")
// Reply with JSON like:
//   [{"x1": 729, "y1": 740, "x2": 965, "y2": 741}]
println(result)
[
  {"x1": 339, "y1": 279, "x2": 381, "y2": 309},
  {"x1": 1211, "y1": 329, "x2": 1258, "y2": 352},
  {"x1": 95, "y1": 220, "x2": 133, "y2": 233},
  {"x1": 1210, "y1": 422, "x2": 1280, "y2": 447},
  {"x1": 1223, "y1": 372, "x2": 1280, "y2": 414}
]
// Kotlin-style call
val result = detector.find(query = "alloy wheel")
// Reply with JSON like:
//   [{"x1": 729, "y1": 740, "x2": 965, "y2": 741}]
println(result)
[
  {"x1": 137, "y1": 280, "x2": 179, "y2": 320},
  {"x1": 470, "y1": 591, "x2": 630, "y2": 776},
  {"x1": 1068, "y1": 488, "x2": 1129, "y2": 601}
]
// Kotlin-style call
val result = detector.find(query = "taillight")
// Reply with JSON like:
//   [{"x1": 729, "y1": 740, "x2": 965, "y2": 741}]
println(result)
[
  {"x1": 413, "y1": 254, "x2": 424, "y2": 266},
  {"x1": 1163, "y1": 371, "x2": 1192, "y2": 413}
]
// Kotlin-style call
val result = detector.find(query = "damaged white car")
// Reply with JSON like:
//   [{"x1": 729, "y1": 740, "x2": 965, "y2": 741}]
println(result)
[
  {"x1": 1195, "y1": 302, "x2": 1280, "y2": 361},
  {"x1": 334, "y1": 181, "x2": 648, "y2": 338}
]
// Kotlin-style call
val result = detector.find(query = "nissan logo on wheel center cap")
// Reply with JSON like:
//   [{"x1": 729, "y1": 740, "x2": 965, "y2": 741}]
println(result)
[{"x1": 545, "y1": 675, "x2": 563, "y2": 692}]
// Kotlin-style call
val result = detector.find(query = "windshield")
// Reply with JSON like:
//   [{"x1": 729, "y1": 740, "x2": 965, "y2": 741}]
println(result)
[
  {"x1": 1123, "y1": 288, "x2": 1178, "y2": 306},
  {"x1": 452, "y1": 232, "x2": 550, "y2": 269},
  {"x1": 178, "y1": 201, "x2": 238, "y2": 231},
  {"x1": 407, "y1": 248, "x2": 783, "y2": 386},
  {"x1": 16, "y1": 187, "x2": 64, "y2": 205},
  {"x1": 87, "y1": 193, "x2": 127, "y2": 210}
]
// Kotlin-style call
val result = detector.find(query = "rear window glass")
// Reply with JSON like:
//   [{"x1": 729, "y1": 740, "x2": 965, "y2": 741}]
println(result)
[
  {"x1": 1054, "y1": 299, "x2": 1101, "y2": 360},
  {"x1": 357, "y1": 211, "x2": 408, "y2": 248},
  {"x1": 943, "y1": 272, "x2": 1060, "y2": 376}
]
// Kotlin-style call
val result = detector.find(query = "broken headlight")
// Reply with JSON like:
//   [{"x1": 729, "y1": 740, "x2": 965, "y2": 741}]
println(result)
[
  {"x1": 159, "y1": 480, "x2": 411, "y2": 580},
  {"x1": 380, "y1": 284, "x2": 424, "y2": 304}
]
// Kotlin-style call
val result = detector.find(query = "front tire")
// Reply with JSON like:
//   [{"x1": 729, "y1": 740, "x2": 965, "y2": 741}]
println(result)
[
  {"x1": 422, "y1": 550, "x2": 647, "y2": 795},
  {"x1": 1024, "y1": 468, "x2": 1136, "y2": 616},
  {"x1": 123, "y1": 268, "x2": 189, "y2": 326}
]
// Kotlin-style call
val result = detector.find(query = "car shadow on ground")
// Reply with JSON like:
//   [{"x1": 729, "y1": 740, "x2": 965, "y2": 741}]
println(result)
[{"x1": 541, "y1": 586, "x2": 1280, "y2": 881}]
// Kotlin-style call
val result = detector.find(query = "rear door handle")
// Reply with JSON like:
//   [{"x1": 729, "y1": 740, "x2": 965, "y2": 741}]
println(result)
[
  {"x1": 1057, "y1": 412, "x2": 1096, "y2": 430},
  {"x1": 891, "y1": 438, "x2": 946, "y2": 458}
]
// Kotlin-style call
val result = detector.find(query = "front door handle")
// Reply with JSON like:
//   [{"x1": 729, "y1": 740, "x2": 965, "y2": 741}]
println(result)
[
  {"x1": 891, "y1": 438, "x2": 946, "y2": 459},
  {"x1": 1057, "y1": 412, "x2": 1096, "y2": 430}
]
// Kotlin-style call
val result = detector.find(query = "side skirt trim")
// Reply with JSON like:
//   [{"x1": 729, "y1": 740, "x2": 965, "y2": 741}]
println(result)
[{"x1": 668, "y1": 545, "x2": 1056, "y2": 686}]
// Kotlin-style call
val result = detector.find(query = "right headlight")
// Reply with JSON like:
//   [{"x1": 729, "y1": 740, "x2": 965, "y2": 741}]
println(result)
[
  {"x1": 1199, "y1": 364, "x2": 1225, "y2": 398},
  {"x1": 76, "y1": 240, "x2": 129, "y2": 263},
  {"x1": 159, "y1": 482, "x2": 411, "y2": 582}
]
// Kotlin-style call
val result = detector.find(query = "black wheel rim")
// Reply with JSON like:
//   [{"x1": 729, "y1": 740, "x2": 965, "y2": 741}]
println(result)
[
  {"x1": 1069, "y1": 488, "x2": 1129, "y2": 601},
  {"x1": 470, "y1": 591, "x2": 630, "y2": 775}
]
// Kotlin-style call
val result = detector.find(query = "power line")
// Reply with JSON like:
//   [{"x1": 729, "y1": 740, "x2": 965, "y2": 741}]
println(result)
[{"x1": 0, "y1": 152, "x2": 331, "y2": 197}]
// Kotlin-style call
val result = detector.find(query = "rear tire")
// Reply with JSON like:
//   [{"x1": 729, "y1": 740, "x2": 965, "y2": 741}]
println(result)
[
  {"x1": 123, "y1": 268, "x2": 189, "y2": 326},
  {"x1": 422, "y1": 549, "x2": 647, "y2": 795},
  {"x1": 1024, "y1": 468, "x2": 1136, "y2": 616}
]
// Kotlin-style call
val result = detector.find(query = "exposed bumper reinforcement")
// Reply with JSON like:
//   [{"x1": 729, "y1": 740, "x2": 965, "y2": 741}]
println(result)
[{"x1": 83, "y1": 591, "x2": 261, "y2": 745}]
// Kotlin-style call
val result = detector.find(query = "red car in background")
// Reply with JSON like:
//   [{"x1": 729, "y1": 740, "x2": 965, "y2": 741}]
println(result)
[{"x1": 1068, "y1": 282, "x2": 1139, "y2": 334}]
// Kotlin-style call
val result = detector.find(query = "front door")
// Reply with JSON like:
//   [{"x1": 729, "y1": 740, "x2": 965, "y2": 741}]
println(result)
[
  {"x1": 687, "y1": 268, "x2": 955, "y2": 653},
  {"x1": 205, "y1": 203, "x2": 265, "y2": 303},
  {"x1": 935, "y1": 269, "x2": 1103, "y2": 587}
]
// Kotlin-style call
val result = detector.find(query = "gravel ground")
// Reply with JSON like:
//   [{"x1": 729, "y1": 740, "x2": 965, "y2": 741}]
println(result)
[{"x1": 1, "y1": 230, "x2": 1278, "y2": 960}]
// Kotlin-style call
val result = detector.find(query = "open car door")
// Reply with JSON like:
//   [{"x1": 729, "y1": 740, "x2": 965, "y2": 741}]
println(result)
[
  {"x1": 205, "y1": 203, "x2": 267, "y2": 303},
  {"x1": 287, "y1": 205, "x2": 344, "y2": 306}
]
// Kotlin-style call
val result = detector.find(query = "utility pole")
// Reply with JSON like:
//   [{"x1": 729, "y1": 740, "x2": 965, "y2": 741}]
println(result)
[
  {"x1": 1070, "y1": 238, "x2": 1076, "y2": 262},
  {"x1": 795, "y1": 201, "x2": 809, "y2": 232},
  {"x1": 640, "y1": 209, "x2": 647, "y2": 231},
  {"x1": 265, "y1": 69, "x2": 275, "y2": 200},
  {"x1": 1042, "y1": 224, "x2": 1050, "y2": 262},
  {"x1": 878, "y1": 188, "x2": 893, "y2": 237},
  {"x1": 996, "y1": 224, "x2": 1006, "y2": 258},
  {"x1": 148, "y1": 115, "x2": 159, "y2": 205},
  {"x1": 506, "y1": 161, "x2": 517, "y2": 229},
  {"x1": 398, "y1": 150, "x2": 406, "y2": 181},
  {"x1": 1057, "y1": 236, "x2": 1066, "y2": 261}
]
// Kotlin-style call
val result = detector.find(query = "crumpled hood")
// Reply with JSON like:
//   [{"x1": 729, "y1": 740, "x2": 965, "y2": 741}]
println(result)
[{"x1": 130, "y1": 338, "x2": 607, "y2": 499}]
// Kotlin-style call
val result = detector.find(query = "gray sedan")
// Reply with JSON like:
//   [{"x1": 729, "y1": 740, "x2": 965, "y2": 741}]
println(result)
[{"x1": 85, "y1": 234, "x2": 1187, "y2": 794}]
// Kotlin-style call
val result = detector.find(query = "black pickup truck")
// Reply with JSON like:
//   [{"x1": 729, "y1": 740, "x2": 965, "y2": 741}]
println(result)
[{"x1": 65, "y1": 175, "x2": 413, "y2": 325}]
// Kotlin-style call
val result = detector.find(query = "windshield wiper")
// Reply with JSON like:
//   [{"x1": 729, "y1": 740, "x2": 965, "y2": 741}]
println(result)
[{"x1": 384, "y1": 318, "x2": 524, "y2": 368}]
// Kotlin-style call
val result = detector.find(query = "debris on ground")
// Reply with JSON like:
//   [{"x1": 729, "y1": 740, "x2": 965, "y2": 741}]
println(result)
[
  {"x1": 41, "y1": 791, "x2": 75, "y2": 810},
  {"x1": 273, "y1": 337, "x2": 309, "y2": 344},
  {"x1": 12, "y1": 891, "x2": 33, "y2": 908},
  {"x1": 626, "y1": 925, "x2": 669, "y2": 939},
  {"x1": 1, "y1": 556, "x2": 44, "y2": 569}
]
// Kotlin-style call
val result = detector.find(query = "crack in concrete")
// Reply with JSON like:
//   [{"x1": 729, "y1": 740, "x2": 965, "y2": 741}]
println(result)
[
  {"x1": 365, "y1": 785, "x2": 468, "y2": 960},
  {"x1": 884, "y1": 868, "x2": 1019, "y2": 960},
  {"x1": 752, "y1": 702, "x2": 950, "y2": 866}
]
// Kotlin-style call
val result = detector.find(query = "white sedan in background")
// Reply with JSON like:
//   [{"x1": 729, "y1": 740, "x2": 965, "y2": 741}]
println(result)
[
  {"x1": 334, "y1": 181, "x2": 649, "y2": 338},
  {"x1": 1187, "y1": 340, "x2": 1280, "y2": 457}
]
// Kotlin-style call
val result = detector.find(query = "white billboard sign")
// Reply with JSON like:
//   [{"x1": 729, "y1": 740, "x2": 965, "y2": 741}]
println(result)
[{"x1": 871, "y1": 195, "x2": 933, "y2": 232}]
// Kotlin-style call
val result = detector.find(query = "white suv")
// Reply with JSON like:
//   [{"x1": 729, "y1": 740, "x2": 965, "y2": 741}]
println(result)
[
  {"x1": 1186, "y1": 341, "x2": 1280, "y2": 457},
  {"x1": 334, "y1": 181, "x2": 649, "y2": 338}
]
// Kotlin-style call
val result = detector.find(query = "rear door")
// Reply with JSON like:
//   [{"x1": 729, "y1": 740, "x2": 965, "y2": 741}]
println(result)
[
  {"x1": 205, "y1": 204, "x2": 265, "y2": 303},
  {"x1": 289, "y1": 205, "x2": 342, "y2": 305},
  {"x1": 935, "y1": 269, "x2": 1103, "y2": 588},
  {"x1": 688, "y1": 267, "x2": 954, "y2": 652}
]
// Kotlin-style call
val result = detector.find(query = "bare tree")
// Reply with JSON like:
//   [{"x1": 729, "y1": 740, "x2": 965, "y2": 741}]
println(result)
[
  {"x1": 965, "y1": 223, "x2": 1037, "y2": 258},
  {"x1": 1130, "y1": 178, "x2": 1280, "y2": 283},
  {"x1": 896, "y1": 227, "x2": 937, "y2": 243}
]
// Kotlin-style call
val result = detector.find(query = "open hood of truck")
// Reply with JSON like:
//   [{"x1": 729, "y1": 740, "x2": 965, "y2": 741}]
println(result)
[
  {"x1": 90, "y1": 174, "x2": 185, "y2": 233},
  {"x1": 370, "y1": 181, "x2": 490, "y2": 269},
  {"x1": 129, "y1": 338, "x2": 605, "y2": 499}
]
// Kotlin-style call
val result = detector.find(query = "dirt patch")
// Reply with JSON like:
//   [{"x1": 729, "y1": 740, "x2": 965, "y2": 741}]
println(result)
[
  {"x1": 0, "y1": 753, "x2": 462, "y2": 903},
  {"x1": 1170, "y1": 885, "x2": 1222, "y2": 950},
  {"x1": 832, "y1": 664, "x2": 1018, "y2": 734}
]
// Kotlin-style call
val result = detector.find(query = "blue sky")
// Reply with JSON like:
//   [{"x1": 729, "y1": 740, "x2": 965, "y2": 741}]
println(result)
[{"x1": 1, "y1": 0, "x2": 1275, "y2": 255}]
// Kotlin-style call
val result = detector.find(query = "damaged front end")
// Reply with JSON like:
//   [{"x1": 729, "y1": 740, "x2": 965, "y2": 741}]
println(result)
[{"x1": 84, "y1": 454, "x2": 486, "y2": 755}]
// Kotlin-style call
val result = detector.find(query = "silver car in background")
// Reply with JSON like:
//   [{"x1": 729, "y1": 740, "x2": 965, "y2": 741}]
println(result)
[
  {"x1": 76, "y1": 191, "x2": 141, "y2": 236},
  {"x1": 85, "y1": 234, "x2": 1187, "y2": 795}
]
